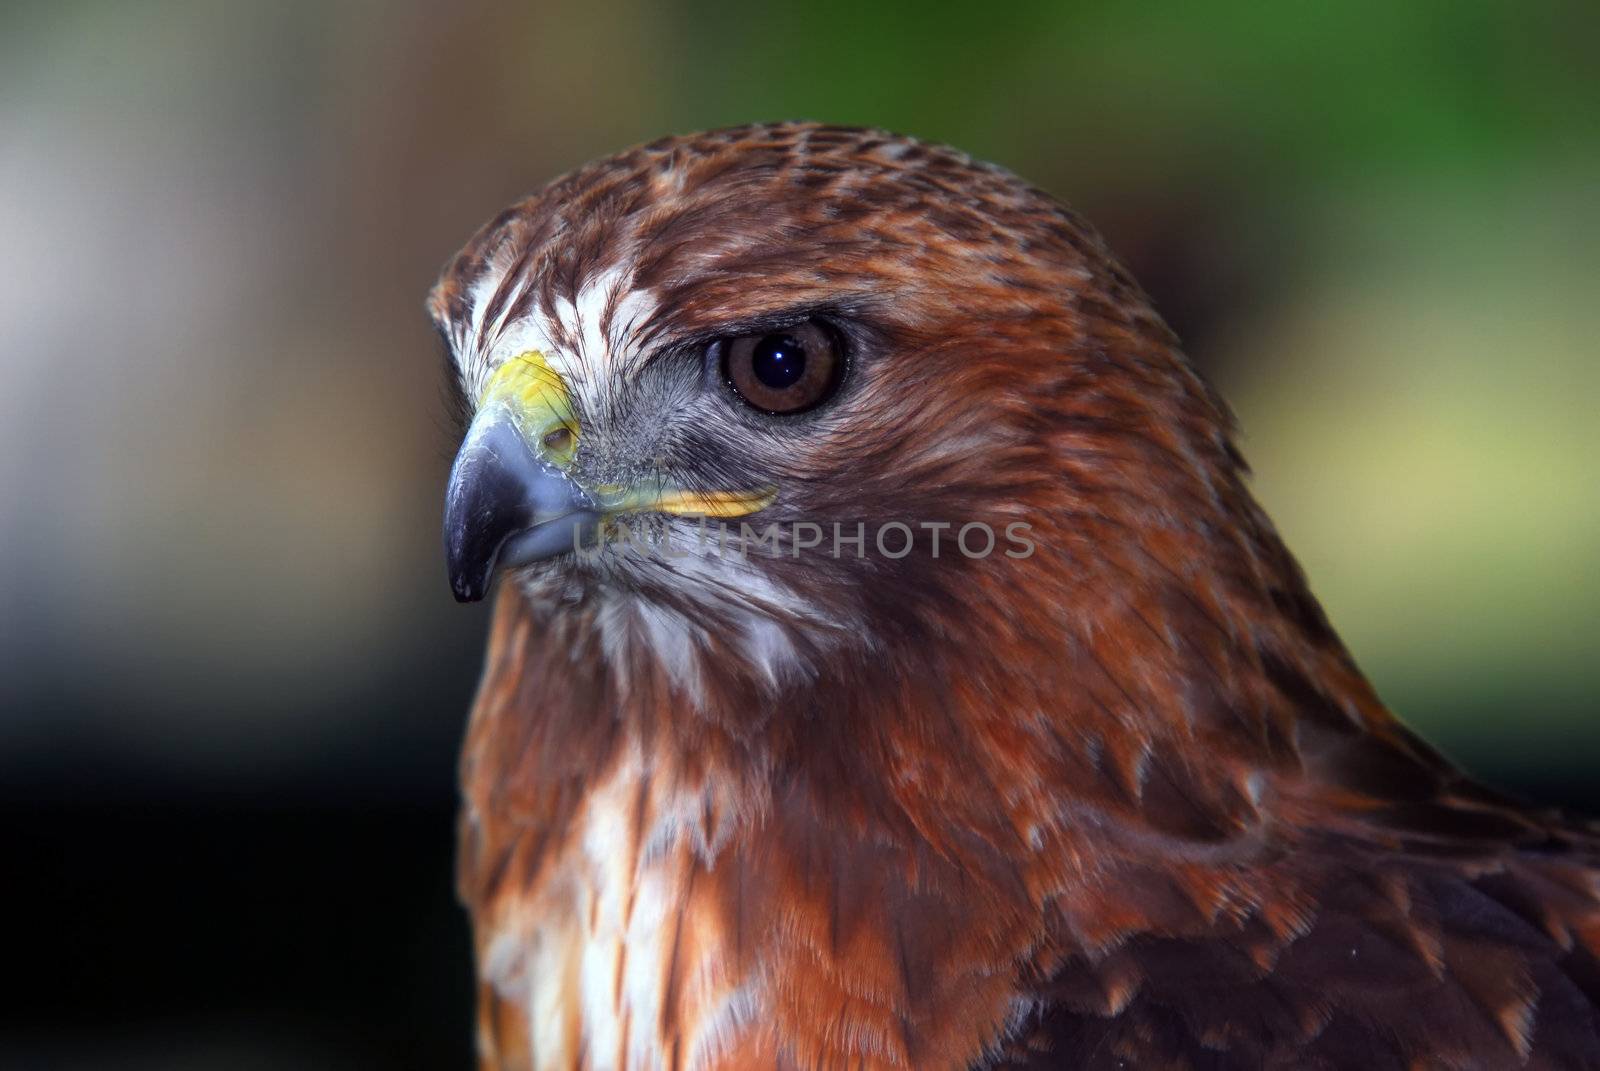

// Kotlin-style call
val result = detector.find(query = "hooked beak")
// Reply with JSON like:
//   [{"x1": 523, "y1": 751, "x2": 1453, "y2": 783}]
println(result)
[
  {"x1": 444, "y1": 350, "x2": 591, "y2": 603},
  {"x1": 443, "y1": 350, "x2": 776, "y2": 603},
  {"x1": 443, "y1": 414, "x2": 596, "y2": 602}
]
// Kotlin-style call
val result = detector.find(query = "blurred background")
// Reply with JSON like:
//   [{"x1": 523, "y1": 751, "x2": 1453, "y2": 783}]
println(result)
[{"x1": 2, "y1": 1, "x2": 1595, "y2": 1066}]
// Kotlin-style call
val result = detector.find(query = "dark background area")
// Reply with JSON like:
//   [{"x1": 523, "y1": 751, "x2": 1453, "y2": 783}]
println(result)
[{"x1": 2, "y1": 2, "x2": 1596, "y2": 1067}]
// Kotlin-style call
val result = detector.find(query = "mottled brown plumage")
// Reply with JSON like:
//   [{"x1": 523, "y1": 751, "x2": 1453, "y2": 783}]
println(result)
[{"x1": 432, "y1": 123, "x2": 1600, "y2": 1070}]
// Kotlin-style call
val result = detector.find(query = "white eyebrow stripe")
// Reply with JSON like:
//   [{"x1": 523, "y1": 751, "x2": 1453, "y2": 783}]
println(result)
[
  {"x1": 572, "y1": 269, "x2": 620, "y2": 374},
  {"x1": 458, "y1": 257, "x2": 662, "y2": 411},
  {"x1": 608, "y1": 283, "x2": 660, "y2": 370}
]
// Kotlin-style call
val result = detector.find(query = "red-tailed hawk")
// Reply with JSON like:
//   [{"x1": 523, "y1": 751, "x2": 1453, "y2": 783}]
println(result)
[{"x1": 430, "y1": 123, "x2": 1600, "y2": 1070}]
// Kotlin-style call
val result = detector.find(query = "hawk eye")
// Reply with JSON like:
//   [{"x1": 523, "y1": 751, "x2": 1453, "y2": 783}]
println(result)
[{"x1": 722, "y1": 320, "x2": 842, "y2": 414}]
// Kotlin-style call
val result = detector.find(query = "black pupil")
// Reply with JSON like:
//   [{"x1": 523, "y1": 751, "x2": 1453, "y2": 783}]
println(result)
[{"x1": 750, "y1": 333, "x2": 807, "y2": 390}]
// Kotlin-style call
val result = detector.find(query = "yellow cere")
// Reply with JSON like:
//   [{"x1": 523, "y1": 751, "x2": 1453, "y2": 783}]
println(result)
[{"x1": 481, "y1": 351, "x2": 578, "y2": 466}]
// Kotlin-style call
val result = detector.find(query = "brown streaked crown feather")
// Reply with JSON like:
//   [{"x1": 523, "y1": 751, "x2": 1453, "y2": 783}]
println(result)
[{"x1": 434, "y1": 123, "x2": 1600, "y2": 1070}]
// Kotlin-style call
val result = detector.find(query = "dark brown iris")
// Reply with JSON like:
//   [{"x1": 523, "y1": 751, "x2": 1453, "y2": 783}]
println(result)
[{"x1": 723, "y1": 320, "x2": 842, "y2": 414}]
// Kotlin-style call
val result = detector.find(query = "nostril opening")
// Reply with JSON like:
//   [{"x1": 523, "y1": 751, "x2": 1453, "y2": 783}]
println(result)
[{"x1": 542, "y1": 426, "x2": 575, "y2": 454}]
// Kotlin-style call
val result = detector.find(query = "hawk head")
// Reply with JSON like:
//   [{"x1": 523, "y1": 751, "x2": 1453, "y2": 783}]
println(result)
[
  {"x1": 432, "y1": 126, "x2": 1600, "y2": 1071},
  {"x1": 431, "y1": 122, "x2": 1291, "y2": 709}
]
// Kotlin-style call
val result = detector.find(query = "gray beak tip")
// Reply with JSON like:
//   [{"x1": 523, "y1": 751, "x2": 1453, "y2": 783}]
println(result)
[{"x1": 443, "y1": 415, "x2": 595, "y2": 602}]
